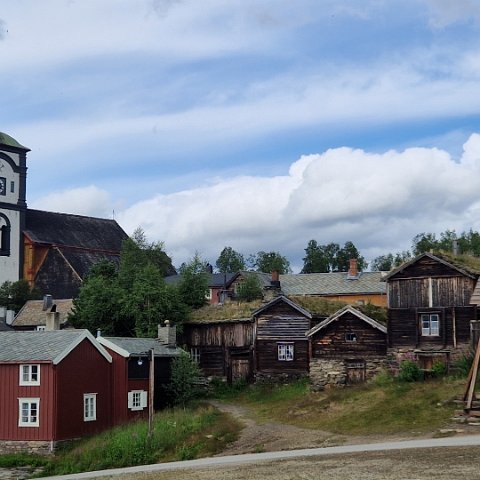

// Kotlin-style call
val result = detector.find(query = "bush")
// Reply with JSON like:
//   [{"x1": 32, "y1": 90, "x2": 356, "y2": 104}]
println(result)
[
  {"x1": 398, "y1": 359, "x2": 422, "y2": 382},
  {"x1": 431, "y1": 361, "x2": 447, "y2": 378},
  {"x1": 168, "y1": 352, "x2": 202, "y2": 407},
  {"x1": 453, "y1": 354, "x2": 474, "y2": 377}
]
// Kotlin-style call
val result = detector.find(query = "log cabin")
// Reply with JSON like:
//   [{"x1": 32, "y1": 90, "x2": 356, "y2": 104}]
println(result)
[
  {"x1": 385, "y1": 252, "x2": 480, "y2": 371},
  {"x1": 307, "y1": 305, "x2": 387, "y2": 389}
]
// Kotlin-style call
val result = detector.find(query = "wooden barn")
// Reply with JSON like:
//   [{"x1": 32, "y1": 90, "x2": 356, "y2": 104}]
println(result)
[
  {"x1": 307, "y1": 305, "x2": 387, "y2": 389},
  {"x1": 385, "y1": 252, "x2": 480, "y2": 370},
  {"x1": 0, "y1": 328, "x2": 112, "y2": 454},
  {"x1": 253, "y1": 296, "x2": 312, "y2": 381},
  {"x1": 182, "y1": 314, "x2": 255, "y2": 383},
  {"x1": 97, "y1": 324, "x2": 183, "y2": 424}
]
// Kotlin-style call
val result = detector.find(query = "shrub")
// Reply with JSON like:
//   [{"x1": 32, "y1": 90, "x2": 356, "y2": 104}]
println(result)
[
  {"x1": 453, "y1": 353, "x2": 474, "y2": 377},
  {"x1": 168, "y1": 352, "x2": 202, "y2": 407},
  {"x1": 431, "y1": 361, "x2": 447, "y2": 378},
  {"x1": 398, "y1": 359, "x2": 422, "y2": 382}
]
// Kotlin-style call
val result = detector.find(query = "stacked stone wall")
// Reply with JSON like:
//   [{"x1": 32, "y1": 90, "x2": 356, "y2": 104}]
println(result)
[
  {"x1": 309, "y1": 357, "x2": 386, "y2": 390},
  {"x1": 0, "y1": 440, "x2": 54, "y2": 455}
]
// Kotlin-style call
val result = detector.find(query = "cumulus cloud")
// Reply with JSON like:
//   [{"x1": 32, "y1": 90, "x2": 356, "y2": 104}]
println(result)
[
  {"x1": 31, "y1": 185, "x2": 113, "y2": 219},
  {"x1": 115, "y1": 133, "x2": 480, "y2": 270}
]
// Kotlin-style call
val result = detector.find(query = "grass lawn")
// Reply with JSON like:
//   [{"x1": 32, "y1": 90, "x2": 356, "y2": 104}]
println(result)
[{"x1": 217, "y1": 375, "x2": 465, "y2": 436}]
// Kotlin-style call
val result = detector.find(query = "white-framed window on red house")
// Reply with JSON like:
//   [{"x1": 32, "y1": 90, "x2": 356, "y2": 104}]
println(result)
[
  {"x1": 84, "y1": 394, "x2": 97, "y2": 422},
  {"x1": 277, "y1": 343, "x2": 294, "y2": 361},
  {"x1": 128, "y1": 390, "x2": 148, "y2": 411},
  {"x1": 19, "y1": 364, "x2": 40, "y2": 386},
  {"x1": 18, "y1": 398, "x2": 40, "y2": 427}
]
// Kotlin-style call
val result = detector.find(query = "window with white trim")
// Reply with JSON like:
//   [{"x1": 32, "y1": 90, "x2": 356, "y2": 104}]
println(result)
[
  {"x1": 36, "y1": 326, "x2": 46, "y2": 331},
  {"x1": 277, "y1": 343, "x2": 294, "y2": 361},
  {"x1": 19, "y1": 364, "x2": 40, "y2": 386},
  {"x1": 205, "y1": 289, "x2": 212, "y2": 300},
  {"x1": 420, "y1": 313, "x2": 440, "y2": 336},
  {"x1": 128, "y1": 390, "x2": 148, "y2": 411},
  {"x1": 18, "y1": 398, "x2": 40, "y2": 427},
  {"x1": 84, "y1": 394, "x2": 97, "y2": 421},
  {"x1": 190, "y1": 347, "x2": 201, "y2": 364}
]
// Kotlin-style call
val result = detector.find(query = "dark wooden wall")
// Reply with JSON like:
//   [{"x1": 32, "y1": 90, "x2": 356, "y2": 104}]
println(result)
[
  {"x1": 388, "y1": 306, "x2": 476, "y2": 347},
  {"x1": 256, "y1": 339, "x2": 309, "y2": 373},
  {"x1": 311, "y1": 312, "x2": 386, "y2": 358}
]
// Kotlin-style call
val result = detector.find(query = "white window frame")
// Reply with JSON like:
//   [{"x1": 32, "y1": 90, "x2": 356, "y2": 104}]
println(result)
[
  {"x1": 18, "y1": 398, "x2": 40, "y2": 427},
  {"x1": 128, "y1": 390, "x2": 148, "y2": 411},
  {"x1": 205, "y1": 289, "x2": 212, "y2": 300},
  {"x1": 277, "y1": 343, "x2": 294, "y2": 362},
  {"x1": 84, "y1": 394, "x2": 97, "y2": 422},
  {"x1": 420, "y1": 313, "x2": 440, "y2": 337},
  {"x1": 190, "y1": 347, "x2": 201, "y2": 364},
  {"x1": 19, "y1": 364, "x2": 40, "y2": 386},
  {"x1": 36, "y1": 326, "x2": 46, "y2": 331}
]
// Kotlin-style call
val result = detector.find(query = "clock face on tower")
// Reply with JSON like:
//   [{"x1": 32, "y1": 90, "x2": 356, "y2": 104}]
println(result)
[{"x1": 0, "y1": 177, "x2": 6, "y2": 196}]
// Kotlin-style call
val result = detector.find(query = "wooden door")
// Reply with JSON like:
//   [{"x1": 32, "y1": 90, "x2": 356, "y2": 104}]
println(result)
[
  {"x1": 231, "y1": 358, "x2": 250, "y2": 382},
  {"x1": 346, "y1": 360, "x2": 366, "y2": 384}
]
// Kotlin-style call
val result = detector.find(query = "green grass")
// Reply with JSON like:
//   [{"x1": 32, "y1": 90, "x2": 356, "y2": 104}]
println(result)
[
  {"x1": 221, "y1": 376, "x2": 464, "y2": 436},
  {"x1": 0, "y1": 453, "x2": 48, "y2": 469},
  {"x1": 33, "y1": 404, "x2": 240, "y2": 477}
]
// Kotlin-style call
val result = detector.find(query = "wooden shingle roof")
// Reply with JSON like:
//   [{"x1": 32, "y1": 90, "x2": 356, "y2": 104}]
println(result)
[{"x1": 12, "y1": 299, "x2": 73, "y2": 328}]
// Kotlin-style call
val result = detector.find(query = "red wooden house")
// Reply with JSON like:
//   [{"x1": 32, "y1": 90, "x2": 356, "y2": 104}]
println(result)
[
  {"x1": 97, "y1": 326, "x2": 182, "y2": 425},
  {"x1": 0, "y1": 329, "x2": 112, "y2": 453}
]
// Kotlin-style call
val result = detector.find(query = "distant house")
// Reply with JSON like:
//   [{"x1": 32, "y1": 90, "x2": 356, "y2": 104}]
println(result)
[
  {"x1": 279, "y1": 260, "x2": 387, "y2": 307},
  {"x1": 97, "y1": 324, "x2": 183, "y2": 424},
  {"x1": 307, "y1": 305, "x2": 387, "y2": 389},
  {"x1": 0, "y1": 328, "x2": 112, "y2": 454},
  {"x1": 385, "y1": 252, "x2": 480, "y2": 370},
  {"x1": 12, "y1": 297, "x2": 73, "y2": 331}
]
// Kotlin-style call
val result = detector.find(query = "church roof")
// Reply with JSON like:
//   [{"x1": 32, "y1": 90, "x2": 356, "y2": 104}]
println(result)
[
  {"x1": 24, "y1": 209, "x2": 128, "y2": 253},
  {"x1": 0, "y1": 132, "x2": 30, "y2": 151}
]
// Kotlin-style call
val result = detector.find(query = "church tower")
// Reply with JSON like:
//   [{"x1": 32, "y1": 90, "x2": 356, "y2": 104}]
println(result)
[{"x1": 0, "y1": 132, "x2": 29, "y2": 285}]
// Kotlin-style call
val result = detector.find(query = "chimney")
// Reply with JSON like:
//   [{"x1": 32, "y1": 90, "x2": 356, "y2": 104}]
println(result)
[
  {"x1": 270, "y1": 270, "x2": 280, "y2": 288},
  {"x1": 348, "y1": 259, "x2": 359, "y2": 278},
  {"x1": 46, "y1": 311, "x2": 60, "y2": 331},
  {"x1": 157, "y1": 320, "x2": 176, "y2": 347},
  {"x1": 453, "y1": 239, "x2": 460, "y2": 256},
  {"x1": 42, "y1": 294, "x2": 53, "y2": 311}
]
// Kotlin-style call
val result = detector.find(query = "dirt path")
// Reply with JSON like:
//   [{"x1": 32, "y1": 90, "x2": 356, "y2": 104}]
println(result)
[
  {"x1": 210, "y1": 400, "x2": 343, "y2": 454},
  {"x1": 209, "y1": 400, "x2": 474, "y2": 455}
]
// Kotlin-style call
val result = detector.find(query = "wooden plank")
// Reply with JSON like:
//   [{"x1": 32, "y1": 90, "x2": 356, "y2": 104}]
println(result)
[{"x1": 464, "y1": 337, "x2": 480, "y2": 410}]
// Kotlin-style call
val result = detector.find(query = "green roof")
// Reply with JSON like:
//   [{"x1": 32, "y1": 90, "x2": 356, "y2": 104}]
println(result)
[{"x1": 0, "y1": 132, "x2": 29, "y2": 151}]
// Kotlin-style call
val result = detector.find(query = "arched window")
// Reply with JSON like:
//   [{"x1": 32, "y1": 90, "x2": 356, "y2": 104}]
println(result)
[{"x1": 0, "y1": 214, "x2": 10, "y2": 256}]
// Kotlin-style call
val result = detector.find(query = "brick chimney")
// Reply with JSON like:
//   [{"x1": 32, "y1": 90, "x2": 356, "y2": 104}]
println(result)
[
  {"x1": 348, "y1": 259, "x2": 359, "y2": 278},
  {"x1": 271, "y1": 270, "x2": 280, "y2": 288}
]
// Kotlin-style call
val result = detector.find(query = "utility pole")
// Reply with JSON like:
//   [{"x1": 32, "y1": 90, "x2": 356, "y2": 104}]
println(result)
[{"x1": 148, "y1": 347, "x2": 154, "y2": 436}]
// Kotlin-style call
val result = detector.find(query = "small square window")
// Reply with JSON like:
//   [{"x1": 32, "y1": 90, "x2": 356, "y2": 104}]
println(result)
[
  {"x1": 345, "y1": 333, "x2": 358, "y2": 342},
  {"x1": 84, "y1": 394, "x2": 97, "y2": 421},
  {"x1": 10, "y1": 181, "x2": 14, "y2": 193},
  {"x1": 278, "y1": 343, "x2": 294, "y2": 361},
  {"x1": 18, "y1": 398, "x2": 40, "y2": 427},
  {"x1": 19, "y1": 364, "x2": 40, "y2": 386}
]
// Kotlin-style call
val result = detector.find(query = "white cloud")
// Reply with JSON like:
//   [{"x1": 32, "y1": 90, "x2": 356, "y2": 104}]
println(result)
[
  {"x1": 31, "y1": 185, "x2": 113, "y2": 218},
  {"x1": 425, "y1": 0, "x2": 480, "y2": 27},
  {"x1": 114, "y1": 133, "x2": 480, "y2": 270}
]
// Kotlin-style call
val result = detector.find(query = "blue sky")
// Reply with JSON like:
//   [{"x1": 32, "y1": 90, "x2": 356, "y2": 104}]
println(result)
[{"x1": 2, "y1": 0, "x2": 480, "y2": 271}]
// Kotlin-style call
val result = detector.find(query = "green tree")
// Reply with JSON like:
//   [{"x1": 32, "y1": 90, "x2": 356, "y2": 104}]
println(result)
[
  {"x1": 411, "y1": 232, "x2": 439, "y2": 256},
  {"x1": 177, "y1": 253, "x2": 209, "y2": 309},
  {"x1": 336, "y1": 241, "x2": 368, "y2": 272},
  {"x1": 168, "y1": 352, "x2": 202, "y2": 408},
  {"x1": 236, "y1": 274, "x2": 263, "y2": 302},
  {"x1": 215, "y1": 246, "x2": 246, "y2": 273},
  {"x1": 122, "y1": 264, "x2": 189, "y2": 337},
  {"x1": 251, "y1": 251, "x2": 291, "y2": 274},
  {"x1": 0, "y1": 279, "x2": 40, "y2": 312},
  {"x1": 301, "y1": 240, "x2": 330, "y2": 273},
  {"x1": 70, "y1": 261, "x2": 131, "y2": 336}
]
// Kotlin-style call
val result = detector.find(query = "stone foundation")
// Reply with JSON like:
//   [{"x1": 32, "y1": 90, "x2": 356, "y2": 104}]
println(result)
[
  {"x1": 309, "y1": 357, "x2": 386, "y2": 390},
  {"x1": 254, "y1": 371, "x2": 308, "y2": 384},
  {"x1": 387, "y1": 342, "x2": 472, "y2": 374},
  {"x1": 0, "y1": 440, "x2": 55, "y2": 455}
]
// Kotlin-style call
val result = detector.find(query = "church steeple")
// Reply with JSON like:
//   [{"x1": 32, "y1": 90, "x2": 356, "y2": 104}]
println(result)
[{"x1": 0, "y1": 132, "x2": 29, "y2": 284}]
